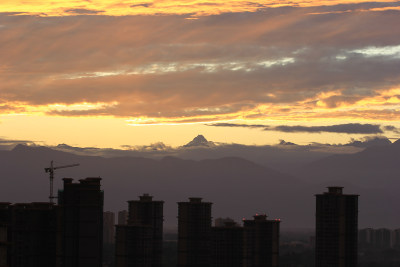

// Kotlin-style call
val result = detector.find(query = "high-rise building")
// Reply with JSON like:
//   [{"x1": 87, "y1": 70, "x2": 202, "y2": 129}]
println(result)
[
  {"x1": 177, "y1": 197, "x2": 212, "y2": 267},
  {"x1": 118, "y1": 210, "x2": 128, "y2": 225},
  {"x1": 103, "y1": 211, "x2": 115, "y2": 245},
  {"x1": 0, "y1": 224, "x2": 7, "y2": 267},
  {"x1": 359, "y1": 228, "x2": 374, "y2": 249},
  {"x1": 211, "y1": 220, "x2": 243, "y2": 267},
  {"x1": 115, "y1": 194, "x2": 164, "y2": 267},
  {"x1": 393, "y1": 229, "x2": 400, "y2": 248},
  {"x1": 375, "y1": 228, "x2": 392, "y2": 248},
  {"x1": 359, "y1": 228, "x2": 394, "y2": 249},
  {"x1": 0, "y1": 202, "x2": 11, "y2": 267},
  {"x1": 127, "y1": 194, "x2": 164, "y2": 267},
  {"x1": 243, "y1": 214, "x2": 280, "y2": 267},
  {"x1": 115, "y1": 225, "x2": 153, "y2": 267},
  {"x1": 57, "y1": 177, "x2": 104, "y2": 267},
  {"x1": 0, "y1": 202, "x2": 57, "y2": 267},
  {"x1": 315, "y1": 186, "x2": 358, "y2": 267}
]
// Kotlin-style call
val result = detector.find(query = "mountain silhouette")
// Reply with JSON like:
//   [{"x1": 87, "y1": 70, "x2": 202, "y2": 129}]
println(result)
[
  {"x1": 294, "y1": 140, "x2": 400, "y2": 227},
  {"x1": 1, "y1": 143, "x2": 399, "y2": 228},
  {"x1": 296, "y1": 140, "x2": 399, "y2": 185},
  {"x1": 0, "y1": 145, "x2": 314, "y2": 228},
  {"x1": 183, "y1": 135, "x2": 215, "y2": 147}
]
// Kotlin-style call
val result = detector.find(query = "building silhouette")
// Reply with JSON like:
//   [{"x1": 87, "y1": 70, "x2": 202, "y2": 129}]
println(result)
[
  {"x1": 103, "y1": 211, "x2": 115, "y2": 245},
  {"x1": 211, "y1": 220, "x2": 243, "y2": 267},
  {"x1": 0, "y1": 222, "x2": 7, "y2": 267},
  {"x1": 359, "y1": 228, "x2": 374, "y2": 249},
  {"x1": 177, "y1": 197, "x2": 212, "y2": 267},
  {"x1": 115, "y1": 194, "x2": 164, "y2": 267},
  {"x1": 128, "y1": 194, "x2": 164, "y2": 267},
  {"x1": 359, "y1": 228, "x2": 395, "y2": 249},
  {"x1": 57, "y1": 177, "x2": 104, "y2": 267},
  {"x1": 115, "y1": 224, "x2": 153, "y2": 267},
  {"x1": 0, "y1": 202, "x2": 57, "y2": 267},
  {"x1": 315, "y1": 186, "x2": 358, "y2": 267},
  {"x1": 0, "y1": 203, "x2": 10, "y2": 267},
  {"x1": 118, "y1": 210, "x2": 128, "y2": 225},
  {"x1": 375, "y1": 228, "x2": 392, "y2": 248},
  {"x1": 243, "y1": 214, "x2": 280, "y2": 267},
  {"x1": 393, "y1": 229, "x2": 400, "y2": 248}
]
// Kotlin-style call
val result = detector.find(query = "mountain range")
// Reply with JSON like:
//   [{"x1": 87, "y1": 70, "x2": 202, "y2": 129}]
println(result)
[{"x1": 0, "y1": 136, "x2": 399, "y2": 229}]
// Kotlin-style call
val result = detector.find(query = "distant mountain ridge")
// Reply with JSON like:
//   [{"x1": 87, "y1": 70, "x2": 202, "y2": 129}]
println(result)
[
  {"x1": 0, "y1": 144, "x2": 314, "y2": 228},
  {"x1": 296, "y1": 139, "x2": 400, "y2": 185},
  {"x1": 39, "y1": 135, "x2": 393, "y2": 175},
  {"x1": 1, "y1": 141, "x2": 400, "y2": 228}
]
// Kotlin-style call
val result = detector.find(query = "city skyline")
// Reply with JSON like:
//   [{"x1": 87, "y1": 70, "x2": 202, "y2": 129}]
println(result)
[{"x1": 0, "y1": 0, "x2": 400, "y2": 148}]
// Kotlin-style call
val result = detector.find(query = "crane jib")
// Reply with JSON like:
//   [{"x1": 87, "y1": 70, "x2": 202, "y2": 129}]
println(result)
[{"x1": 45, "y1": 160, "x2": 80, "y2": 204}]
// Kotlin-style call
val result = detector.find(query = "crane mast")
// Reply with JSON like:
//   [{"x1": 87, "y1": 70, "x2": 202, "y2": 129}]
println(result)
[{"x1": 44, "y1": 160, "x2": 80, "y2": 203}]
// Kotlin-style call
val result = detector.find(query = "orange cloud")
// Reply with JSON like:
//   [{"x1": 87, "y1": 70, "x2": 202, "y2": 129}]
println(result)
[
  {"x1": 0, "y1": 0, "x2": 398, "y2": 17},
  {"x1": 1, "y1": 3, "x2": 400, "y2": 126}
]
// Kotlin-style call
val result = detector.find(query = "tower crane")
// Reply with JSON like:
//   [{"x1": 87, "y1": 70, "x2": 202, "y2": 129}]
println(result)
[{"x1": 45, "y1": 160, "x2": 80, "y2": 203}]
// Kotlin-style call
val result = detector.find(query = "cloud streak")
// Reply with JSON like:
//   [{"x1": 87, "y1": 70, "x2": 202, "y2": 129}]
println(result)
[
  {"x1": 208, "y1": 123, "x2": 399, "y2": 134},
  {"x1": 272, "y1": 124, "x2": 383, "y2": 134}
]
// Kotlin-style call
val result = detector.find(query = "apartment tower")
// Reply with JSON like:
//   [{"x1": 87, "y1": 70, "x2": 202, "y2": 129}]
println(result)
[
  {"x1": 103, "y1": 211, "x2": 115, "y2": 245},
  {"x1": 115, "y1": 194, "x2": 164, "y2": 267},
  {"x1": 57, "y1": 177, "x2": 104, "y2": 267},
  {"x1": 178, "y1": 197, "x2": 212, "y2": 267},
  {"x1": 315, "y1": 186, "x2": 358, "y2": 267},
  {"x1": 211, "y1": 220, "x2": 243, "y2": 267},
  {"x1": 243, "y1": 214, "x2": 280, "y2": 267}
]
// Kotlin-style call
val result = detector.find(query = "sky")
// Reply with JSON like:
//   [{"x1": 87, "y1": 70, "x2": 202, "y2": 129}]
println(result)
[{"x1": 1, "y1": 0, "x2": 400, "y2": 148}]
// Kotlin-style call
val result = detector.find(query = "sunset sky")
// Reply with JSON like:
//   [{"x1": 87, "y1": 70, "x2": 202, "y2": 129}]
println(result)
[{"x1": 1, "y1": 0, "x2": 400, "y2": 148}]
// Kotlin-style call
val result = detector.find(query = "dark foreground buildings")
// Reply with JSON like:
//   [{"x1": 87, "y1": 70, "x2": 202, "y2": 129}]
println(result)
[
  {"x1": 177, "y1": 198, "x2": 280, "y2": 267},
  {"x1": 57, "y1": 177, "x2": 104, "y2": 267},
  {"x1": 0, "y1": 177, "x2": 104, "y2": 267},
  {"x1": 0, "y1": 202, "x2": 57, "y2": 267},
  {"x1": 243, "y1": 215, "x2": 280, "y2": 267},
  {"x1": 104, "y1": 211, "x2": 116, "y2": 245},
  {"x1": 178, "y1": 197, "x2": 213, "y2": 267},
  {"x1": 211, "y1": 220, "x2": 243, "y2": 267},
  {"x1": 115, "y1": 194, "x2": 164, "y2": 267},
  {"x1": 315, "y1": 186, "x2": 358, "y2": 267},
  {"x1": 2, "y1": 181, "x2": 363, "y2": 267},
  {"x1": 115, "y1": 224, "x2": 153, "y2": 267}
]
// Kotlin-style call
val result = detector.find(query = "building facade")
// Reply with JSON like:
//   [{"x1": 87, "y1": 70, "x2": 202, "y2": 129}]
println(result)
[
  {"x1": 315, "y1": 186, "x2": 358, "y2": 267},
  {"x1": 115, "y1": 194, "x2": 164, "y2": 267},
  {"x1": 0, "y1": 202, "x2": 58, "y2": 267},
  {"x1": 57, "y1": 177, "x2": 104, "y2": 267},
  {"x1": 243, "y1": 214, "x2": 280, "y2": 267},
  {"x1": 0, "y1": 203, "x2": 10, "y2": 267},
  {"x1": 177, "y1": 197, "x2": 212, "y2": 267},
  {"x1": 103, "y1": 211, "x2": 115, "y2": 245},
  {"x1": 118, "y1": 210, "x2": 128, "y2": 225},
  {"x1": 211, "y1": 220, "x2": 243, "y2": 267},
  {"x1": 115, "y1": 225, "x2": 153, "y2": 267},
  {"x1": 128, "y1": 194, "x2": 164, "y2": 267}
]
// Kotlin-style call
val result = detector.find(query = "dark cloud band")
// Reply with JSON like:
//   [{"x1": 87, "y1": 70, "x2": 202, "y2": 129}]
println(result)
[{"x1": 208, "y1": 123, "x2": 399, "y2": 134}]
